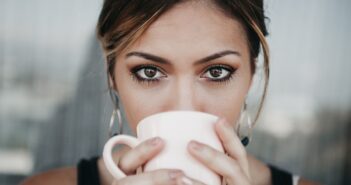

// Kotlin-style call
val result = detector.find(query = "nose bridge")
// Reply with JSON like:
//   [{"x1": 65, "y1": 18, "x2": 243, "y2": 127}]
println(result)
[{"x1": 171, "y1": 76, "x2": 198, "y2": 111}]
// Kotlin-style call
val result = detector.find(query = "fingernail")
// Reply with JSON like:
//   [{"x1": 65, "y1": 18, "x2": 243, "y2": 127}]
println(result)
[
  {"x1": 189, "y1": 140, "x2": 203, "y2": 151},
  {"x1": 177, "y1": 176, "x2": 193, "y2": 185},
  {"x1": 169, "y1": 170, "x2": 184, "y2": 180},
  {"x1": 148, "y1": 137, "x2": 161, "y2": 146}
]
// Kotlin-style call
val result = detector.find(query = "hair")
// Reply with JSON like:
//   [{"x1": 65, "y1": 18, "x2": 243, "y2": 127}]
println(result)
[{"x1": 96, "y1": 0, "x2": 269, "y2": 124}]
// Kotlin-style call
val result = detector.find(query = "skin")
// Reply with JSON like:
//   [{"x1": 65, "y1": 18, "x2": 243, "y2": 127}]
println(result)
[
  {"x1": 112, "y1": 1, "x2": 251, "y2": 184},
  {"x1": 21, "y1": 1, "x2": 319, "y2": 185},
  {"x1": 114, "y1": 1, "x2": 251, "y2": 131}
]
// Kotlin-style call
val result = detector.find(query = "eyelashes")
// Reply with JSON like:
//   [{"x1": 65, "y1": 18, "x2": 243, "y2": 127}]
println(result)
[
  {"x1": 130, "y1": 64, "x2": 166, "y2": 85},
  {"x1": 200, "y1": 64, "x2": 235, "y2": 83},
  {"x1": 130, "y1": 64, "x2": 236, "y2": 86}
]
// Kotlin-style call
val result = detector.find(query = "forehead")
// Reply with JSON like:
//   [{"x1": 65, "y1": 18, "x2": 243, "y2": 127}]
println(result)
[{"x1": 125, "y1": 1, "x2": 249, "y2": 61}]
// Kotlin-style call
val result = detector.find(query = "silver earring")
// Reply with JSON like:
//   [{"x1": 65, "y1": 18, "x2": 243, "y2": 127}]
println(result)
[
  {"x1": 237, "y1": 102, "x2": 253, "y2": 146},
  {"x1": 108, "y1": 89, "x2": 123, "y2": 137}
]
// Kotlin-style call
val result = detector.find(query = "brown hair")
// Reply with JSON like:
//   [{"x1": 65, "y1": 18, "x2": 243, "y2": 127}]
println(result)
[{"x1": 96, "y1": 0, "x2": 269, "y2": 124}]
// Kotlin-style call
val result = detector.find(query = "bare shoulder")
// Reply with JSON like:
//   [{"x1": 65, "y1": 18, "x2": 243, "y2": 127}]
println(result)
[
  {"x1": 247, "y1": 154, "x2": 320, "y2": 185},
  {"x1": 20, "y1": 167, "x2": 77, "y2": 185},
  {"x1": 299, "y1": 178, "x2": 321, "y2": 185}
]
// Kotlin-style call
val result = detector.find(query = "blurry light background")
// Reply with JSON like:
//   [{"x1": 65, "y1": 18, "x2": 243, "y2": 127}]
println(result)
[{"x1": 0, "y1": 0, "x2": 350, "y2": 184}]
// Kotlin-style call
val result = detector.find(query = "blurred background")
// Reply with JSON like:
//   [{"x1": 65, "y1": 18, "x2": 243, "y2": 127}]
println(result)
[{"x1": 0, "y1": 0, "x2": 350, "y2": 184}]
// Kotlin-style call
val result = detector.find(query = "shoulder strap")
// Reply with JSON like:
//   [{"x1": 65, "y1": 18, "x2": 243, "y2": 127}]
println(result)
[
  {"x1": 77, "y1": 157, "x2": 101, "y2": 185},
  {"x1": 269, "y1": 165, "x2": 293, "y2": 185}
]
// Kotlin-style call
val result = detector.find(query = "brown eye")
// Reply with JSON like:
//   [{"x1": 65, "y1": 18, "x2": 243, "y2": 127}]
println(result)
[
  {"x1": 133, "y1": 65, "x2": 166, "y2": 81},
  {"x1": 144, "y1": 67, "x2": 157, "y2": 78},
  {"x1": 201, "y1": 65, "x2": 233, "y2": 81},
  {"x1": 209, "y1": 67, "x2": 223, "y2": 78}
]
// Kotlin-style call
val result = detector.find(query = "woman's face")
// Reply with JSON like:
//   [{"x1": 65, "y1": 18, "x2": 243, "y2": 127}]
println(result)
[{"x1": 114, "y1": 2, "x2": 252, "y2": 133}]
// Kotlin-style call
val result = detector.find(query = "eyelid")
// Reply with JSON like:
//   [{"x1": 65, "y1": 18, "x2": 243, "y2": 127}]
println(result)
[
  {"x1": 131, "y1": 64, "x2": 166, "y2": 75},
  {"x1": 199, "y1": 64, "x2": 236, "y2": 83},
  {"x1": 130, "y1": 63, "x2": 235, "y2": 86},
  {"x1": 201, "y1": 64, "x2": 234, "y2": 74},
  {"x1": 130, "y1": 64, "x2": 168, "y2": 85}
]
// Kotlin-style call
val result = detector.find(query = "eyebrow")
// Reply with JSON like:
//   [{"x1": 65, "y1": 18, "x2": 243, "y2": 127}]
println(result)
[{"x1": 125, "y1": 50, "x2": 241, "y2": 65}]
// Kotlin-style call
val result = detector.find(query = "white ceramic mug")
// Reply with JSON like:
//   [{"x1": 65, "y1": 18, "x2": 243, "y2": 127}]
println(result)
[{"x1": 103, "y1": 111, "x2": 224, "y2": 184}]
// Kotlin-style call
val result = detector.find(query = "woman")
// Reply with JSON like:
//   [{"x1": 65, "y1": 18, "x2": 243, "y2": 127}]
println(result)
[{"x1": 22, "y1": 0, "x2": 318, "y2": 185}]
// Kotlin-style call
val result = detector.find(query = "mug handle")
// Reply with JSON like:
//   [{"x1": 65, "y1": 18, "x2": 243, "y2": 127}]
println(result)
[{"x1": 103, "y1": 135, "x2": 140, "y2": 180}]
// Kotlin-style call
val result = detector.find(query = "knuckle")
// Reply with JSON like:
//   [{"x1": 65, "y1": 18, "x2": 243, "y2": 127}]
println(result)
[
  {"x1": 119, "y1": 156, "x2": 138, "y2": 174},
  {"x1": 206, "y1": 149, "x2": 219, "y2": 166},
  {"x1": 135, "y1": 148, "x2": 149, "y2": 162},
  {"x1": 229, "y1": 160, "x2": 241, "y2": 174},
  {"x1": 119, "y1": 145, "x2": 150, "y2": 171},
  {"x1": 118, "y1": 155, "x2": 130, "y2": 172},
  {"x1": 151, "y1": 171, "x2": 161, "y2": 184},
  {"x1": 114, "y1": 179, "x2": 124, "y2": 185},
  {"x1": 227, "y1": 160, "x2": 246, "y2": 179},
  {"x1": 150, "y1": 170, "x2": 168, "y2": 185},
  {"x1": 118, "y1": 176, "x2": 140, "y2": 185},
  {"x1": 237, "y1": 147, "x2": 247, "y2": 158},
  {"x1": 155, "y1": 169, "x2": 183, "y2": 184},
  {"x1": 155, "y1": 169, "x2": 170, "y2": 178},
  {"x1": 222, "y1": 134, "x2": 232, "y2": 145},
  {"x1": 135, "y1": 141, "x2": 154, "y2": 158}
]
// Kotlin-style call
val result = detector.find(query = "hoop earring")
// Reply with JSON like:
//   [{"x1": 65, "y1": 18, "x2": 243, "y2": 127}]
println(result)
[
  {"x1": 108, "y1": 89, "x2": 123, "y2": 137},
  {"x1": 237, "y1": 102, "x2": 253, "y2": 146}
]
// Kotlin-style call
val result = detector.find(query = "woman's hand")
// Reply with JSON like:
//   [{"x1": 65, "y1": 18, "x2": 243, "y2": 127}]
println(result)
[
  {"x1": 111, "y1": 170, "x2": 207, "y2": 185},
  {"x1": 187, "y1": 118, "x2": 251, "y2": 185},
  {"x1": 110, "y1": 137, "x2": 206, "y2": 185}
]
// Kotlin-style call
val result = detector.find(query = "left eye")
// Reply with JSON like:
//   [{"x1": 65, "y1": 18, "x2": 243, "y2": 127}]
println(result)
[
  {"x1": 134, "y1": 66, "x2": 166, "y2": 80},
  {"x1": 201, "y1": 66, "x2": 232, "y2": 80}
]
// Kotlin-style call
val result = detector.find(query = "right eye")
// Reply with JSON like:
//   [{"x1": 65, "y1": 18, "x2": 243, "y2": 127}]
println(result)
[{"x1": 131, "y1": 65, "x2": 167, "y2": 82}]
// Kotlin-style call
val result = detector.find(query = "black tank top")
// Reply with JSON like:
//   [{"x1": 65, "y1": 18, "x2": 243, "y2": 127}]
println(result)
[
  {"x1": 77, "y1": 157, "x2": 293, "y2": 185},
  {"x1": 77, "y1": 157, "x2": 100, "y2": 185}
]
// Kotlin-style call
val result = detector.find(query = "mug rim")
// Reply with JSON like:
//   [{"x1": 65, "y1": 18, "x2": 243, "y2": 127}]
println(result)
[{"x1": 136, "y1": 110, "x2": 218, "y2": 130}]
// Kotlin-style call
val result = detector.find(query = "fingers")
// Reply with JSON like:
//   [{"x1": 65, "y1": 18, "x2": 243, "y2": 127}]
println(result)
[
  {"x1": 176, "y1": 176, "x2": 207, "y2": 185},
  {"x1": 214, "y1": 118, "x2": 250, "y2": 177},
  {"x1": 188, "y1": 140, "x2": 250, "y2": 185},
  {"x1": 122, "y1": 169, "x2": 181, "y2": 185},
  {"x1": 119, "y1": 137, "x2": 164, "y2": 174},
  {"x1": 112, "y1": 169, "x2": 206, "y2": 185}
]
